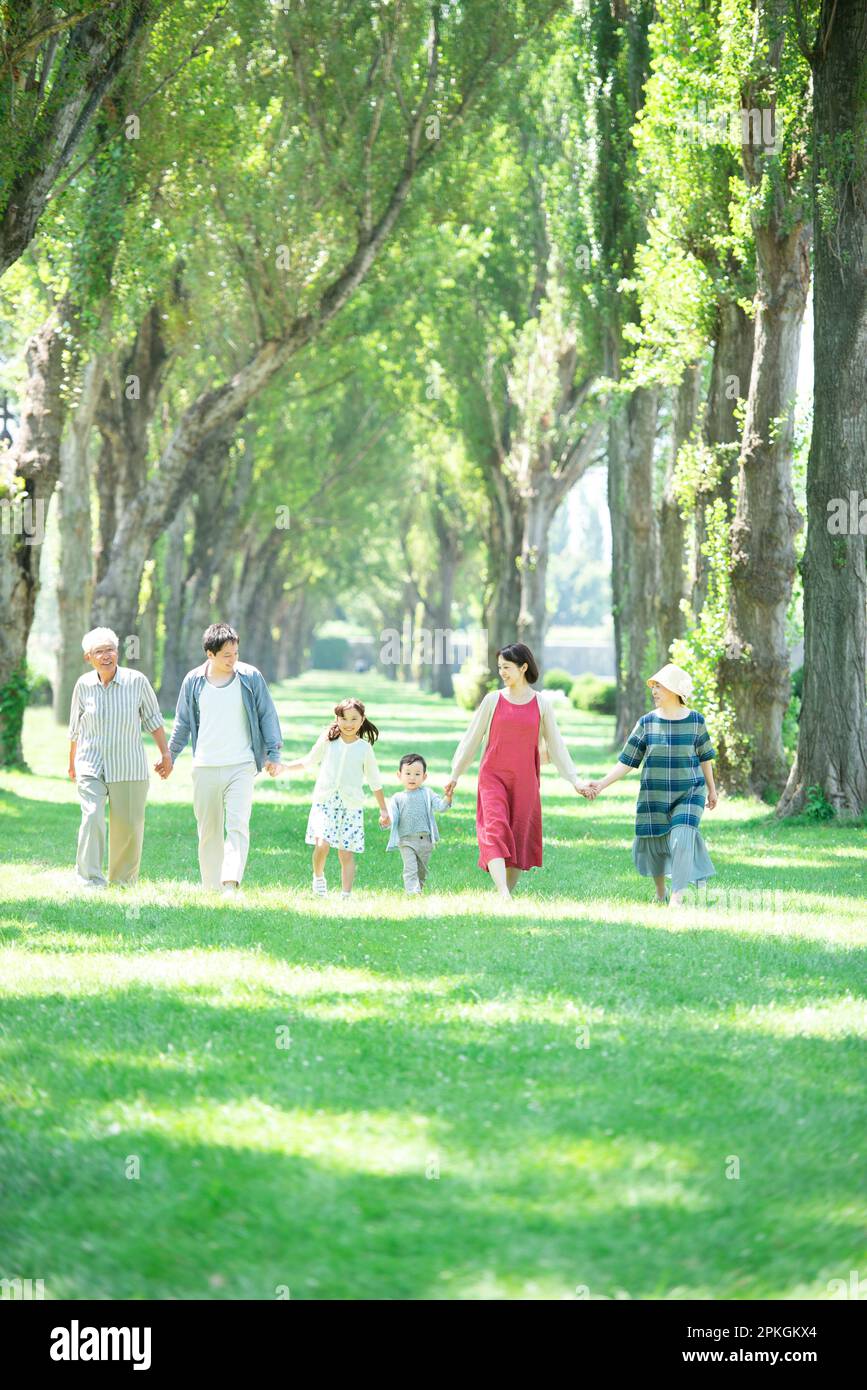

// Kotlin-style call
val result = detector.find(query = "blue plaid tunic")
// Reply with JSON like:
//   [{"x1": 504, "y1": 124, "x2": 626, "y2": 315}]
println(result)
[{"x1": 618, "y1": 709, "x2": 715, "y2": 837}]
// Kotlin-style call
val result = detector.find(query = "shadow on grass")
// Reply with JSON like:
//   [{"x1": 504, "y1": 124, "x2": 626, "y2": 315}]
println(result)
[
  {"x1": 1, "y1": 885, "x2": 865, "y2": 1002},
  {"x1": 1, "y1": 974, "x2": 865, "y2": 1298},
  {"x1": 1, "y1": 786, "x2": 864, "y2": 909}
]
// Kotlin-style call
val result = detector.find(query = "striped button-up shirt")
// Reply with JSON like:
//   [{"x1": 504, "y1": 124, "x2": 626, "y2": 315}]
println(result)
[{"x1": 68, "y1": 667, "x2": 164, "y2": 782}]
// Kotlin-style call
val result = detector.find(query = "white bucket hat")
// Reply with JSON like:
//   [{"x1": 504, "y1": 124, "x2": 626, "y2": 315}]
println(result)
[{"x1": 647, "y1": 663, "x2": 693, "y2": 702}]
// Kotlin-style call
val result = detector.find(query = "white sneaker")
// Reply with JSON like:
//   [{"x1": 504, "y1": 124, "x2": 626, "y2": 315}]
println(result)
[
  {"x1": 312, "y1": 876, "x2": 327, "y2": 897},
  {"x1": 221, "y1": 883, "x2": 241, "y2": 897},
  {"x1": 340, "y1": 890, "x2": 352, "y2": 899}
]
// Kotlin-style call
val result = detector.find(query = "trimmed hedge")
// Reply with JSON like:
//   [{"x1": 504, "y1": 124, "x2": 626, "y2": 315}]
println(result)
[
  {"x1": 569, "y1": 673, "x2": 616, "y2": 716},
  {"x1": 311, "y1": 635, "x2": 350, "y2": 670},
  {"x1": 453, "y1": 660, "x2": 498, "y2": 710},
  {"x1": 27, "y1": 672, "x2": 53, "y2": 706},
  {"x1": 542, "y1": 667, "x2": 575, "y2": 695}
]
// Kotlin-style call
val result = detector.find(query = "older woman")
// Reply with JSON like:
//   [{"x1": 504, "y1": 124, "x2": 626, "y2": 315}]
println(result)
[
  {"x1": 444, "y1": 642, "x2": 588, "y2": 899},
  {"x1": 67, "y1": 628, "x2": 169, "y2": 888}
]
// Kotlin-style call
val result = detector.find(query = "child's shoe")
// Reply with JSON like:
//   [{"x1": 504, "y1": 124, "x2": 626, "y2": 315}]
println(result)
[{"x1": 312, "y1": 875, "x2": 327, "y2": 897}]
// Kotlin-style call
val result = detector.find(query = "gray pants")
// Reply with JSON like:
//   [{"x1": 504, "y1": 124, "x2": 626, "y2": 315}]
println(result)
[
  {"x1": 398, "y1": 832, "x2": 434, "y2": 892},
  {"x1": 76, "y1": 775, "x2": 149, "y2": 886}
]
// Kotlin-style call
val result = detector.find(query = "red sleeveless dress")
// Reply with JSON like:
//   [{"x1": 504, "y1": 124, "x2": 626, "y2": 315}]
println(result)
[{"x1": 476, "y1": 693, "x2": 543, "y2": 872}]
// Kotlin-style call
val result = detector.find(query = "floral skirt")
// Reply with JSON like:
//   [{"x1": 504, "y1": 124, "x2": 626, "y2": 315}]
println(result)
[
  {"x1": 632, "y1": 826, "x2": 715, "y2": 895},
  {"x1": 305, "y1": 791, "x2": 365, "y2": 852}
]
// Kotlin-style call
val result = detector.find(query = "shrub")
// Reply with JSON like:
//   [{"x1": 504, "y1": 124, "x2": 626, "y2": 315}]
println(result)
[
  {"x1": 453, "y1": 659, "x2": 497, "y2": 710},
  {"x1": 570, "y1": 673, "x2": 617, "y2": 715},
  {"x1": 27, "y1": 673, "x2": 53, "y2": 706},
  {"x1": 311, "y1": 635, "x2": 350, "y2": 670},
  {"x1": 0, "y1": 664, "x2": 30, "y2": 766},
  {"x1": 804, "y1": 785, "x2": 836, "y2": 822},
  {"x1": 542, "y1": 667, "x2": 575, "y2": 695}
]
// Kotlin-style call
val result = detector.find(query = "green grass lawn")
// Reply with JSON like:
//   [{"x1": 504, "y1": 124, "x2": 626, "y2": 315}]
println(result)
[{"x1": 0, "y1": 670, "x2": 864, "y2": 1300}]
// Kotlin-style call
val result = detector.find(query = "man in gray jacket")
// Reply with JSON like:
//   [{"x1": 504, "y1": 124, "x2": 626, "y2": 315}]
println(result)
[{"x1": 161, "y1": 623, "x2": 283, "y2": 894}]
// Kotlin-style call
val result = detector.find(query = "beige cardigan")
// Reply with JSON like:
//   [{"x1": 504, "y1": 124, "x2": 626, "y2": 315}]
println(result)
[{"x1": 450, "y1": 689, "x2": 581, "y2": 788}]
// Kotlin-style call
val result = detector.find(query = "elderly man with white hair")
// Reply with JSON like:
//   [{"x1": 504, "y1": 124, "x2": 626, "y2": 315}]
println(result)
[{"x1": 67, "y1": 628, "x2": 170, "y2": 888}]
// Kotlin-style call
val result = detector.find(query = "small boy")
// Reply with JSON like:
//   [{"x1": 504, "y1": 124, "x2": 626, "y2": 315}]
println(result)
[{"x1": 385, "y1": 753, "x2": 452, "y2": 893}]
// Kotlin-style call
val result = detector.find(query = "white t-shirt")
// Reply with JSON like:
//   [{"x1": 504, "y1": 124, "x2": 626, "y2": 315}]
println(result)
[{"x1": 193, "y1": 674, "x2": 255, "y2": 767}]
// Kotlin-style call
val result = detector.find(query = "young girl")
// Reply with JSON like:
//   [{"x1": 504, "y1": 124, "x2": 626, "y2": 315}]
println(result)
[
  {"x1": 278, "y1": 698, "x2": 390, "y2": 897},
  {"x1": 584, "y1": 663, "x2": 718, "y2": 907}
]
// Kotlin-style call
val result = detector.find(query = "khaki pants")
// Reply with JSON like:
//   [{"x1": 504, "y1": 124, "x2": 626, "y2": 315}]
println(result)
[
  {"x1": 398, "y1": 832, "x2": 434, "y2": 892},
  {"x1": 192, "y1": 762, "x2": 256, "y2": 890},
  {"x1": 76, "y1": 775, "x2": 149, "y2": 886}
]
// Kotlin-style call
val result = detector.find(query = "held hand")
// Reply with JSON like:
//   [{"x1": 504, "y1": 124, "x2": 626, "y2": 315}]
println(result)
[
  {"x1": 154, "y1": 753, "x2": 173, "y2": 779},
  {"x1": 442, "y1": 786, "x2": 454, "y2": 804},
  {"x1": 379, "y1": 812, "x2": 391, "y2": 828},
  {"x1": 707, "y1": 788, "x2": 718, "y2": 810},
  {"x1": 443, "y1": 779, "x2": 457, "y2": 799},
  {"x1": 265, "y1": 761, "x2": 285, "y2": 777}
]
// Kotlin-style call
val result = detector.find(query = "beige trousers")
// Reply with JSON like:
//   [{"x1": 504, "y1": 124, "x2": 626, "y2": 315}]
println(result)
[
  {"x1": 76, "y1": 775, "x2": 149, "y2": 886},
  {"x1": 192, "y1": 762, "x2": 256, "y2": 890}
]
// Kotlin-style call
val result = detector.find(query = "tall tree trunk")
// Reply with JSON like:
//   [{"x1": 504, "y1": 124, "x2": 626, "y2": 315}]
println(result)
[
  {"x1": 205, "y1": 443, "x2": 253, "y2": 646},
  {"x1": 482, "y1": 471, "x2": 524, "y2": 671},
  {"x1": 609, "y1": 384, "x2": 661, "y2": 743},
  {"x1": 430, "y1": 483, "x2": 462, "y2": 698},
  {"x1": 157, "y1": 504, "x2": 192, "y2": 705},
  {"x1": 159, "y1": 429, "x2": 238, "y2": 697},
  {"x1": 276, "y1": 590, "x2": 313, "y2": 680},
  {"x1": 407, "y1": 476, "x2": 464, "y2": 698},
  {"x1": 0, "y1": 307, "x2": 67, "y2": 765},
  {"x1": 690, "y1": 300, "x2": 755, "y2": 615},
  {"x1": 228, "y1": 528, "x2": 284, "y2": 677},
  {"x1": 91, "y1": 302, "x2": 176, "y2": 646},
  {"x1": 658, "y1": 364, "x2": 702, "y2": 659},
  {"x1": 138, "y1": 562, "x2": 160, "y2": 685},
  {"x1": 592, "y1": 0, "x2": 657, "y2": 745},
  {"x1": 399, "y1": 591, "x2": 420, "y2": 684},
  {"x1": 718, "y1": 0, "x2": 811, "y2": 795},
  {"x1": 778, "y1": 0, "x2": 867, "y2": 817},
  {"x1": 246, "y1": 599, "x2": 280, "y2": 683},
  {"x1": 429, "y1": 553, "x2": 458, "y2": 698},
  {"x1": 516, "y1": 420, "x2": 605, "y2": 668},
  {"x1": 54, "y1": 350, "x2": 105, "y2": 722},
  {"x1": 718, "y1": 225, "x2": 808, "y2": 794},
  {"x1": 516, "y1": 490, "x2": 554, "y2": 662}
]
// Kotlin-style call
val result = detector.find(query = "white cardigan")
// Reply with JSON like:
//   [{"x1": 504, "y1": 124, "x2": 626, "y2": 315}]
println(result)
[
  {"x1": 450, "y1": 689, "x2": 581, "y2": 788},
  {"x1": 302, "y1": 731, "x2": 383, "y2": 810}
]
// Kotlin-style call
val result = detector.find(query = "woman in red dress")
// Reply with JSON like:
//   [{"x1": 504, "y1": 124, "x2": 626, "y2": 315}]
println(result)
[{"x1": 444, "y1": 643, "x2": 588, "y2": 900}]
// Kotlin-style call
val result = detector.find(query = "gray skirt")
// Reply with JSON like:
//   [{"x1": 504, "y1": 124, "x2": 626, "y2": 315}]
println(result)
[{"x1": 632, "y1": 825, "x2": 716, "y2": 895}]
